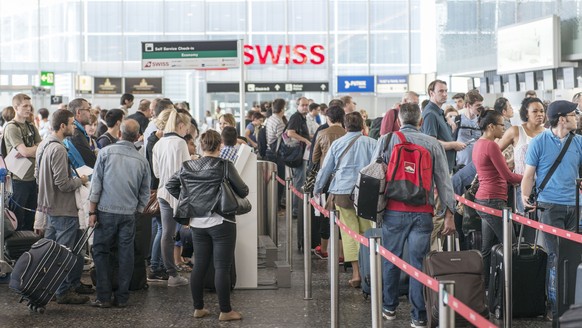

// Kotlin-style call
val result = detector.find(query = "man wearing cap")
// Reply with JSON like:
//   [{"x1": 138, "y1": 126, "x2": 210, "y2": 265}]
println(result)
[{"x1": 521, "y1": 100, "x2": 582, "y2": 320}]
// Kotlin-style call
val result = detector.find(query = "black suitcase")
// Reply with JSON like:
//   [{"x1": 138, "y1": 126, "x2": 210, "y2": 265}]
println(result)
[
  {"x1": 488, "y1": 242, "x2": 547, "y2": 318},
  {"x1": 4, "y1": 230, "x2": 41, "y2": 262},
  {"x1": 466, "y1": 230, "x2": 482, "y2": 251},
  {"x1": 424, "y1": 235, "x2": 488, "y2": 327},
  {"x1": 559, "y1": 304, "x2": 582, "y2": 327},
  {"x1": 9, "y1": 228, "x2": 92, "y2": 313}
]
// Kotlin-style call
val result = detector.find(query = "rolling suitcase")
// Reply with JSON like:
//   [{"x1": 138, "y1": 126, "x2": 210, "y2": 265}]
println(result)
[
  {"x1": 553, "y1": 178, "x2": 582, "y2": 327},
  {"x1": 9, "y1": 227, "x2": 93, "y2": 313},
  {"x1": 4, "y1": 230, "x2": 41, "y2": 262},
  {"x1": 424, "y1": 235, "x2": 488, "y2": 328},
  {"x1": 487, "y1": 222, "x2": 547, "y2": 319}
]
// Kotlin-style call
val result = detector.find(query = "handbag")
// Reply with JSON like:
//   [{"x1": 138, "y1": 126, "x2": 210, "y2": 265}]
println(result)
[
  {"x1": 217, "y1": 161, "x2": 252, "y2": 216},
  {"x1": 279, "y1": 141, "x2": 304, "y2": 168},
  {"x1": 142, "y1": 190, "x2": 160, "y2": 218}
]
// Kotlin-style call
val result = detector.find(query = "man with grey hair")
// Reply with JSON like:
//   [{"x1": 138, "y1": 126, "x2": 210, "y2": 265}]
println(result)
[
  {"x1": 374, "y1": 103, "x2": 456, "y2": 327},
  {"x1": 380, "y1": 91, "x2": 420, "y2": 136},
  {"x1": 64, "y1": 98, "x2": 96, "y2": 168},
  {"x1": 88, "y1": 119, "x2": 151, "y2": 308}
]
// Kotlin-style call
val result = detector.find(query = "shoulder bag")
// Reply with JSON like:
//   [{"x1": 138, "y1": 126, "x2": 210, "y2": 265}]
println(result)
[{"x1": 217, "y1": 160, "x2": 252, "y2": 216}]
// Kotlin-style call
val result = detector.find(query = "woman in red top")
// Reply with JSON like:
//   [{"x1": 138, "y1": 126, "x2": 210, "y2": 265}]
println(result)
[{"x1": 472, "y1": 110, "x2": 523, "y2": 285}]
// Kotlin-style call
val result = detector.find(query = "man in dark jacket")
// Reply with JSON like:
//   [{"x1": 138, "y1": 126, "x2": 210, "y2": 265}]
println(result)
[{"x1": 65, "y1": 98, "x2": 96, "y2": 168}]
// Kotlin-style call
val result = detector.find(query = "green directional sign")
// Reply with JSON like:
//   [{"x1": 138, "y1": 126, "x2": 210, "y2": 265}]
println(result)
[
  {"x1": 141, "y1": 40, "x2": 239, "y2": 70},
  {"x1": 40, "y1": 71, "x2": 55, "y2": 86}
]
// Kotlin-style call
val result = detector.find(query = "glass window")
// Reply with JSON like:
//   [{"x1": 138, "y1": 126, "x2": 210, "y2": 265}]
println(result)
[
  {"x1": 123, "y1": 1, "x2": 164, "y2": 33},
  {"x1": 86, "y1": 36, "x2": 123, "y2": 62},
  {"x1": 288, "y1": 0, "x2": 327, "y2": 32},
  {"x1": 251, "y1": 0, "x2": 285, "y2": 32},
  {"x1": 371, "y1": 1, "x2": 409, "y2": 30},
  {"x1": 335, "y1": 33, "x2": 367, "y2": 64},
  {"x1": 333, "y1": 0, "x2": 368, "y2": 32},
  {"x1": 207, "y1": 1, "x2": 246, "y2": 32},
  {"x1": 86, "y1": 1, "x2": 122, "y2": 33},
  {"x1": 165, "y1": 0, "x2": 205, "y2": 33},
  {"x1": 40, "y1": 36, "x2": 80, "y2": 63},
  {"x1": 371, "y1": 32, "x2": 408, "y2": 65}
]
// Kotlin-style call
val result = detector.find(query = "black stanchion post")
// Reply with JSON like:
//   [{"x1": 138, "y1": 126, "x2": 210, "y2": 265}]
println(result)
[{"x1": 502, "y1": 207, "x2": 513, "y2": 328}]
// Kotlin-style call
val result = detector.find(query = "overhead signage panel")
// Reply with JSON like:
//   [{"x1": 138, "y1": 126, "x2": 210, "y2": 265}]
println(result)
[
  {"x1": 94, "y1": 77, "x2": 122, "y2": 94},
  {"x1": 40, "y1": 71, "x2": 55, "y2": 87},
  {"x1": 142, "y1": 40, "x2": 238, "y2": 70},
  {"x1": 207, "y1": 82, "x2": 329, "y2": 93},
  {"x1": 337, "y1": 76, "x2": 375, "y2": 93},
  {"x1": 376, "y1": 75, "x2": 408, "y2": 94},
  {"x1": 125, "y1": 77, "x2": 163, "y2": 94}
]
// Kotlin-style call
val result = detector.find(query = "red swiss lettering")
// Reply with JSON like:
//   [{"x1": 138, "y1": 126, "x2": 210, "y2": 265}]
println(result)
[
  {"x1": 292, "y1": 44, "x2": 308, "y2": 64},
  {"x1": 256, "y1": 45, "x2": 283, "y2": 65},
  {"x1": 243, "y1": 44, "x2": 325, "y2": 65},
  {"x1": 310, "y1": 45, "x2": 325, "y2": 65},
  {"x1": 243, "y1": 45, "x2": 254, "y2": 65}
]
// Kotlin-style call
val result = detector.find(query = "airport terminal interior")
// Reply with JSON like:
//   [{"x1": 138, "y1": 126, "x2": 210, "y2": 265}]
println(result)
[{"x1": 2, "y1": 0, "x2": 582, "y2": 327}]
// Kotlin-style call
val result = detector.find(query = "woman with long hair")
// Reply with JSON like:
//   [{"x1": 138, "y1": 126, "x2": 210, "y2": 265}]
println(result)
[
  {"x1": 473, "y1": 110, "x2": 522, "y2": 285},
  {"x1": 166, "y1": 130, "x2": 248, "y2": 321},
  {"x1": 152, "y1": 108, "x2": 191, "y2": 287}
]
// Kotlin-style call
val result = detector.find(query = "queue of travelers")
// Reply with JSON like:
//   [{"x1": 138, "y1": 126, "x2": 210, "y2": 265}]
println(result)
[{"x1": 3, "y1": 83, "x2": 582, "y2": 326}]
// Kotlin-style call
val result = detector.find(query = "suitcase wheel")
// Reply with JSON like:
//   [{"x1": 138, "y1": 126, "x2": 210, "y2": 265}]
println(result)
[
  {"x1": 28, "y1": 304, "x2": 45, "y2": 314},
  {"x1": 494, "y1": 306, "x2": 502, "y2": 319}
]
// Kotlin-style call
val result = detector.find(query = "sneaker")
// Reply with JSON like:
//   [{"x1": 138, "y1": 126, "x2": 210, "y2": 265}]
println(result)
[
  {"x1": 382, "y1": 309, "x2": 396, "y2": 320},
  {"x1": 168, "y1": 275, "x2": 189, "y2": 287},
  {"x1": 411, "y1": 319, "x2": 427, "y2": 328},
  {"x1": 56, "y1": 290, "x2": 89, "y2": 304},
  {"x1": 147, "y1": 271, "x2": 169, "y2": 282},
  {"x1": 90, "y1": 299, "x2": 112, "y2": 308},
  {"x1": 313, "y1": 245, "x2": 328, "y2": 259},
  {"x1": 112, "y1": 298, "x2": 127, "y2": 308},
  {"x1": 193, "y1": 309, "x2": 210, "y2": 318}
]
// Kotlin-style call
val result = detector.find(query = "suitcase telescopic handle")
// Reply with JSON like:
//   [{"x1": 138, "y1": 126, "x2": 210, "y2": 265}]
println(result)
[{"x1": 72, "y1": 224, "x2": 97, "y2": 255}]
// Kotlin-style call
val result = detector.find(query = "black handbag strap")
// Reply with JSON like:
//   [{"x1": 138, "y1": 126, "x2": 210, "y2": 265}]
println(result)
[{"x1": 538, "y1": 132, "x2": 574, "y2": 193}]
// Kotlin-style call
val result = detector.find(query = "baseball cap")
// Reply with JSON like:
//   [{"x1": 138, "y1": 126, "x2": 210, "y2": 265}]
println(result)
[{"x1": 547, "y1": 100, "x2": 578, "y2": 120}]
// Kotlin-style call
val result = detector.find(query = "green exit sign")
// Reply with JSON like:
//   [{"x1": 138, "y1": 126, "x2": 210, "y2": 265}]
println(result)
[{"x1": 40, "y1": 71, "x2": 54, "y2": 86}]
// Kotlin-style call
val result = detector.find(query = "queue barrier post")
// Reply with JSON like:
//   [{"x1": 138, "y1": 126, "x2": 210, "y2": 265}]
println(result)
[
  {"x1": 269, "y1": 170, "x2": 278, "y2": 246},
  {"x1": 502, "y1": 207, "x2": 513, "y2": 328},
  {"x1": 368, "y1": 229, "x2": 383, "y2": 328},
  {"x1": 439, "y1": 281, "x2": 456, "y2": 328},
  {"x1": 285, "y1": 173, "x2": 293, "y2": 271},
  {"x1": 0, "y1": 168, "x2": 12, "y2": 279},
  {"x1": 329, "y1": 210, "x2": 340, "y2": 328},
  {"x1": 303, "y1": 192, "x2": 312, "y2": 300}
]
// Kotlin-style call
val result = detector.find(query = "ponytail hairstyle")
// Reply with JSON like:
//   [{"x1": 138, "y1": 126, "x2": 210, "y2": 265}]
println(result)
[
  {"x1": 163, "y1": 109, "x2": 191, "y2": 134},
  {"x1": 478, "y1": 109, "x2": 503, "y2": 131}
]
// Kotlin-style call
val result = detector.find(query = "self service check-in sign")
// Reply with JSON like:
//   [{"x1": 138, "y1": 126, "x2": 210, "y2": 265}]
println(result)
[
  {"x1": 142, "y1": 40, "x2": 239, "y2": 70},
  {"x1": 337, "y1": 76, "x2": 375, "y2": 93}
]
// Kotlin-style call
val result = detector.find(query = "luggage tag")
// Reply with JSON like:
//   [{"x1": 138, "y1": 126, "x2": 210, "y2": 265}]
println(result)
[{"x1": 314, "y1": 194, "x2": 325, "y2": 217}]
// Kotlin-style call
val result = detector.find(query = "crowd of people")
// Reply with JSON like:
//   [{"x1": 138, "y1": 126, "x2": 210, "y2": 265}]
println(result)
[{"x1": 3, "y1": 82, "x2": 582, "y2": 326}]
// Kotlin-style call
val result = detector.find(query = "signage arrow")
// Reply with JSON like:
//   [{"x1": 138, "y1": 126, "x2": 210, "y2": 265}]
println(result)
[
  {"x1": 274, "y1": 84, "x2": 280, "y2": 91},
  {"x1": 321, "y1": 84, "x2": 327, "y2": 90},
  {"x1": 41, "y1": 75, "x2": 47, "y2": 82}
]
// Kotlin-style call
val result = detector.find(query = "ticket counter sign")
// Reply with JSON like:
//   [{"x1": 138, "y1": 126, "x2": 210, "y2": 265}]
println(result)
[
  {"x1": 141, "y1": 41, "x2": 238, "y2": 70},
  {"x1": 377, "y1": 75, "x2": 408, "y2": 94},
  {"x1": 337, "y1": 76, "x2": 375, "y2": 93}
]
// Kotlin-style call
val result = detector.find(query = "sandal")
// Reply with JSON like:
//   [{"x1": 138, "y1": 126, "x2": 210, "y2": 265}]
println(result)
[{"x1": 348, "y1": 279, "x2": 361, "y2": 288}]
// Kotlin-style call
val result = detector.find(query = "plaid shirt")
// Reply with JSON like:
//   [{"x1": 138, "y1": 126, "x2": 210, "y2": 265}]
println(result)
[{"x1": 220, "y1": 145, "x2": 239, "y2": 162}]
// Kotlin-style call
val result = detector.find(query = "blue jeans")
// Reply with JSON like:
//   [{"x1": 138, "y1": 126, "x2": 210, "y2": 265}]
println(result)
[
  {"x1": 382, "y1": 210, "x2": 433, "y2": 322},
  {"x1": 45, "y1": 216, "x2": 83, "y2": 296},
  {"x1": 150, "y1": 216, "x2": 164, "y2": 272},
  {"x1": 158, "y1": 198, "x2": 179, "y2": 277},
  {"x1": 92, "y1": 212, "x2": 135, "y2": 304},
  {"x1": 475, "y1": 198, "x2": 515, "y2": 285},
  {"x1": 10, "y1": 180, "x2": 37, "y2": 231},
  {"x1": 538, "y1": 202, "x2": 578, "y2": 317},
  {"x1": 190, "y1": 222, "x2": 236, "y2": 313},
  {"x1": 291, "y1": 160, "x2": 306, "y2": 216}
]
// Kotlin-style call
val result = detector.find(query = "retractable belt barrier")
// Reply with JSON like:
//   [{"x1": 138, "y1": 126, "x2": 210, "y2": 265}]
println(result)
[{"x1": 277, "y1": 178, "x2": 497, "y2": 328}]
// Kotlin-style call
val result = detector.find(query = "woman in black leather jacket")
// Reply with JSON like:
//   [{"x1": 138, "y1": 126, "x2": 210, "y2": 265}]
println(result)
[{"x1": 166, "y1": 130, "x2": 248, "y2": 322}]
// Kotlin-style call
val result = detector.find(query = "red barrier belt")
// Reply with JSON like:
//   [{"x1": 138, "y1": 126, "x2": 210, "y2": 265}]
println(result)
[
  {"x1": 309, "y1": 198, "x2": 330, "y2": 218},
  {"x1": 291, "y1": 185, "x2": 304, "y2": 199},
  {"x1": 377, "y1": 244, "x2": 439, "y2": 292},
  {"x1": 276, "y1": 176, "x2": 286, "y2": 186},
  {"x1": 446, "y1": 294, "x2": 498, "y2": 328},
  {"x1": 334, "y1": 216, "x2": 369, "y2": 248},
  {"x1": 513, "y1": 212, "x2": 582, "y2": 244},
  {"x1": 454, "y1": 194, "x2": 503, "y2": 217},
  {"x1": 455, "y1": 194, "x2": 582, "y2": 244}
]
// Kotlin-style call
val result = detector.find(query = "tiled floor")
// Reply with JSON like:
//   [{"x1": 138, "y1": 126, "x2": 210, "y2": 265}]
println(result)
[{"x1": 0, "y1": 213, "x2": 554, "y2": 327}]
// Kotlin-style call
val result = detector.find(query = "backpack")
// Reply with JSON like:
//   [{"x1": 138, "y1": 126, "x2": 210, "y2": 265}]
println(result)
[
  {"x1": 256, "y1": 125, "x2": 267, "y2": 158},
  {"x1": 368, "y1": 117, "x2": 383, "y2": 140},
  {"x1": 1, "y1": 121, "x2": 37, "y2": 157},
  {"x1": 385, "y1": 131, "x2": 432, "y2": 205},
  {"x1": 352, "y1": 133, "x2": 392, "y2": 221}
]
